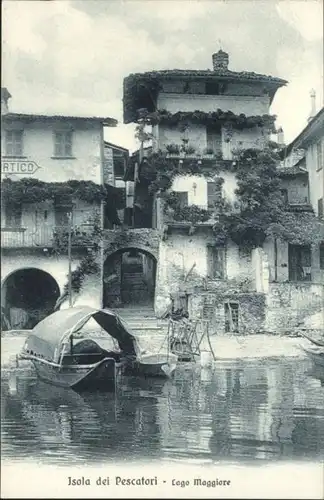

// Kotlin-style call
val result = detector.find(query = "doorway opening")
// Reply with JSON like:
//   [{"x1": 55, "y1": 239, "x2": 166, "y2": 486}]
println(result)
[
  {"x1": 1, "y1": 268, "x2": 60, "y2": 330},
  {"x1": 103, "y1": 249, "x2": 156, "y2": 309}
]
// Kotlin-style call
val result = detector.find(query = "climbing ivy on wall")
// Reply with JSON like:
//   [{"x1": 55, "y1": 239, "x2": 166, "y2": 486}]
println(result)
[
  {"x1": 144, "y1": 109, "x2": 277, "y2": 131},
  {"x1": 139, "y1": 144, "x2": 324, "y2": 248},
  {"x1": 1, "y1": 178, "x2": 125, "y2": 209}
]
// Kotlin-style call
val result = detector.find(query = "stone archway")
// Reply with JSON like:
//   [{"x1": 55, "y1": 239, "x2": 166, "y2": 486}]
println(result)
[
  {"x1": 103, "y1": 247, "x2": 157, "y2": 309},
  {"x1": 1, "y1": 268, "x2": 60, "y2": 330}
]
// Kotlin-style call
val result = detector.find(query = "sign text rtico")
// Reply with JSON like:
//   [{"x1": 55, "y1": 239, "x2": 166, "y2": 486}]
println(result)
[{"x1": 1, "y1": 160, "x2": 41, "y2": 175}]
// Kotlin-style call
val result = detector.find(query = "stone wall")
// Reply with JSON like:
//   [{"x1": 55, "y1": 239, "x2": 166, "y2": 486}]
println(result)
[
  {"x1": 189, "y1": 290, "x2": 266, "y2": 335},
  {"x1": 265, "y1": 282, "x2": 324, "y2": 332},
  {"x1": 102, "y1": 228, "x2": 160, "y2": 260}
]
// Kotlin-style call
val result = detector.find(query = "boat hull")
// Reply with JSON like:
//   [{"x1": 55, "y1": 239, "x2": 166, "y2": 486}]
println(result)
[{"x1": 22, "y1": 356, "x2": 117, "y2": 392}]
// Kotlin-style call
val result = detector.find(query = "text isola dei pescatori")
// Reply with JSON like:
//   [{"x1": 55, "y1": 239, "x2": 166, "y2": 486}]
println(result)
[{"x1": 67, "y1": 476, "x2": 231, "y2": 488}]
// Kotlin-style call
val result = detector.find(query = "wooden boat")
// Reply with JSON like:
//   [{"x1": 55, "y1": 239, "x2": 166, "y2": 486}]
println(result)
[{"x1": 19, "y1": 306, "x2": 177, "y2": 391}]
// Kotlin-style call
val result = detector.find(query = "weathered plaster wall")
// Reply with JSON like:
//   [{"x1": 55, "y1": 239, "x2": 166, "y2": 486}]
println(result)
[
  {"x1": 307, "y1": 139, "x2": 324, "y2": 214},
  {"x1": 170, "y1": 171, "x2": 238, "y2": 208},
  {"x1": 154, "y1": 232, "x2": 255, "y2": 316},
  {"x1": 157, "y1": 93, "x2": 270, "y2": 116},
  {"x1": 156, "y1": 123, "x2": 266, "y2": 157},
  {"x1": 1, "y1": 119, "x2": 103, "y2": 184}
]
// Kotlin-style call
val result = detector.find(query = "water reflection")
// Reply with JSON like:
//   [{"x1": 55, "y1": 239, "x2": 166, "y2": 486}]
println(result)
[{"x1": 1, "y1": 359, "x2": 324, "y2": 465}]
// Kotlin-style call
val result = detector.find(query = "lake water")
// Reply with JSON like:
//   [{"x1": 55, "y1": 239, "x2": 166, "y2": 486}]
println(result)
[{"x1": 1, "y1": 357, "x2": 324, "y2": 467}]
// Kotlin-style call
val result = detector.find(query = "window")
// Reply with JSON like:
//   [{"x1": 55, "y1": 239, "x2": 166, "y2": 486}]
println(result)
[
  {"x1": 224, "y1": 302, "x2": 239, "y2": 333},
  {"x1": 5, "y1": 203, "x2": 22, "y2": 227},
  {"x1": 173, "y1": 191, "x2": 188, "y2": 208},
  {"x1": 207, "y1": 181, "x2": 222, "y2": 209},
  {"x1": 207, "y1": 245, "x2": 225, "y2": 279},
  {"x1": 5, "y1": 130, "x2": 23, "y2": 156},
  {"x1": 288, "y1": 244, "x2": 311, "y2": 281},
  {"x1": 316, "y1": 140, "x2": 323, "y2": 171},
  {"x1": 54, "y1": 195, "x2": 73, "y2": 227},
  {"x1": 206, "y1": 125, "x2": 222, "y2": 154},
  {"x1": 113, "y1": 157, "x2": 125, "y2": 178},
  {"x1": 54, "y1": 131, "x2": 73, "y2": 157},
  {"x1": 318, "y1": 198, "x2": 323, "y2": 219},
  {"x1": 320, "y1": 243, "x2": 324, "y2": 270}
]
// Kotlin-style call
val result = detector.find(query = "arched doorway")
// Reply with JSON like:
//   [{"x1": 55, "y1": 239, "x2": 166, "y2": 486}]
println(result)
[
  {"x1": 103, "y1": 248, "x2": 156, "y2": 309},
  {"x1": 1, "y1": 268, "x2": 60, "y2": 330}
]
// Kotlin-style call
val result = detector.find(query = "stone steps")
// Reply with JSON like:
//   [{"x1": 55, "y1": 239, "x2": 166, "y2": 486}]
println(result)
[{"x1": 112, "y1": 307, "x2": 168, "y2": 333}]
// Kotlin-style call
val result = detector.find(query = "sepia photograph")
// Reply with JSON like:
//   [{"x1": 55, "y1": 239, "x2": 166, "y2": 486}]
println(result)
[{"x1": 1, "y1": 0, "x2": 323, "y2": 498}]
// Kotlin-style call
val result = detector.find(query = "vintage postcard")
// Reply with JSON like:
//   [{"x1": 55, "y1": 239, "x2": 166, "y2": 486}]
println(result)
[{"x1": 1, "y1": 0, "x2": 323, "y2": 498}]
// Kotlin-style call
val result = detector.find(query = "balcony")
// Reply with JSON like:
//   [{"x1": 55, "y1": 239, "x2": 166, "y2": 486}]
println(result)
[{"x1": 1, "y1": 224, "x2": 95, "y2": 249}]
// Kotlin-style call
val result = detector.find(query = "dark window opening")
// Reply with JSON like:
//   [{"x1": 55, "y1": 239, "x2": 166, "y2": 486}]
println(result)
[
  {"x1": 206, "y1": 125, "x2": 222, "y2": 154},
  {"x1": 113, "y1": 156, "x2": 126, "y2": 178},
  {"x1": 224, "y1": 302, "x2": 239, "y2": 333},
  {"x1": 207, "y1": 246, "x2": 225, "y2": 279},
  {"x1": 288, "y1": 244, "x2": 311, "y2": 282},
  {"x1": 205, "y1": 82, "x2": 220, "y2": 95},
  {"x1": 54, "y1": 131, "x2": 73, "y2": 157}
]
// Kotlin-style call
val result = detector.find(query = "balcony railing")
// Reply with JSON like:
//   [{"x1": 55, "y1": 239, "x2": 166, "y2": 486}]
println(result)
[{"x1": 1, "y1": 224, "x2": 94, "y2": 249}]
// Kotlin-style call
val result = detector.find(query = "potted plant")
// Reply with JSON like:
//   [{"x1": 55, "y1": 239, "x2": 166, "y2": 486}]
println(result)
[{"x1": 165, "y1": 143, "x2": 180, "y2": 155}]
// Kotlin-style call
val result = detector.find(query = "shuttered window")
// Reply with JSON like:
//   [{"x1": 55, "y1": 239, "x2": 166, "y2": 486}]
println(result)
[
  {"x1": 207, "y1": 181, "x2": 222, "y2": 209},
  {"x1": 54, "y1": 131, "x2": 73, "y2": 157},
  {"x1": 206, "y1": 125, "x2": 222, "y2": 154},
  {"x1": 207, "y1": 246, "x2": 225, "y2": 279},
  {"x1": 5, "y1": 130, "x2": 23, "y2": 156},
  {"x1": 5, "y1": 203, "x2": 22, "y2": 227}
]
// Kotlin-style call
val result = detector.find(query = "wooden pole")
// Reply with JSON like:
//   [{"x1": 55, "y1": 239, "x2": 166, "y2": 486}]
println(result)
[{"x1": 68, "y1": 212, "x2": 73, "y2": 307}]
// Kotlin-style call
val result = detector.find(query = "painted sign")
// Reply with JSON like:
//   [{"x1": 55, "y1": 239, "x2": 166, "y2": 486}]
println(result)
[{"x1": 1, "y1": 159, "x2": 41, "y2": 175}]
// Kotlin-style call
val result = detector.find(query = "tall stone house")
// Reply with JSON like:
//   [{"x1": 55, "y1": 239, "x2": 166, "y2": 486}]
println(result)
[
  {"x1": 1, "y1": 88, "x2": 122, "y2": 330},
  {"x1": 116, "y1": 50, "x2": 324, "y2": 333}
]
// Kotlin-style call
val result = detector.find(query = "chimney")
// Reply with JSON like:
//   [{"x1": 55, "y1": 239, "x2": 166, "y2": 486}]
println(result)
[
  {"x1": 1, "y1": 88, "x2": 11, "y2": 114},
  {"x1": 212, "y1": 50, "x2": 229, "y2": 71},
  {"x1": 308, "y1": 89, "x2": 316, "y2": 122},
  {"x1": 277, "y1": 127, "x2": 285, "y2": 145}
]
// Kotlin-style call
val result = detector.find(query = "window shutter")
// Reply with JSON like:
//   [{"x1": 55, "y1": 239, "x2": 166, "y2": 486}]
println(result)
[
  {"x1": 206, "y1": 125, "x2": 222, "y2": 153},
  {"x1": 207, "y1": 181, "x2": 221, "y2": 209},
  {"x1": 318, "y1": 198, "x2": 323, "y2": 218},
  {"x1": 207, "y1": 246, "x2": 225, "y2": 279}
]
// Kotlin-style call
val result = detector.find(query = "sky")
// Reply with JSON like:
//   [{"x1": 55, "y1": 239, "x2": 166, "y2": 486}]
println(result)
[{"x1": 2, "y1": 0, "x2": 323, "y2": 152}]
